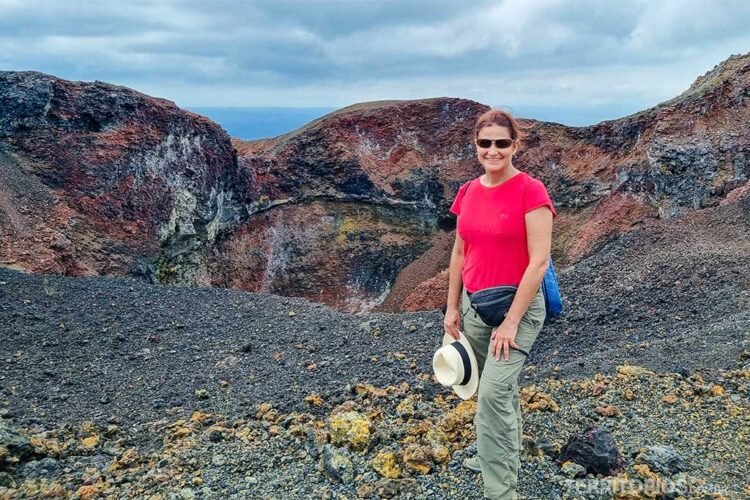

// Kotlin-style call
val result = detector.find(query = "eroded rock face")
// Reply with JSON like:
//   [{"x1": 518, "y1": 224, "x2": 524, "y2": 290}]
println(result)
[
  {"x1": 0, "y1": 71, "x2": 245, "y2": 279},
  {"x1": 399, "y1": 53, "x2": 750, "y2": 311},
  {"x1": 222, "y1": 98, "x2": 488, "y2": 311},
  {"x1": 2, "y1": 53, "x2": 749, "y2": 312}
]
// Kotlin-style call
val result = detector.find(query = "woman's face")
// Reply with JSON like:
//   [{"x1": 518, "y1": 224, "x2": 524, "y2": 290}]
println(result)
[{"x1": 476, "y1": 124, "x2": 517, "y2": 174}]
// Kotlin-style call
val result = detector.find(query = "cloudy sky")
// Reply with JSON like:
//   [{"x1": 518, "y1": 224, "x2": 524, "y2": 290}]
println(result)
[{"x1": 1, "y1": 0, "x2": 749, "y2": 125}]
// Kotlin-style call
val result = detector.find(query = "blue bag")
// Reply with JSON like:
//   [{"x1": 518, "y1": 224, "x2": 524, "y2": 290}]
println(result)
[{"x1": 541, "y1": 256, "x2": 563, "y2": 323}]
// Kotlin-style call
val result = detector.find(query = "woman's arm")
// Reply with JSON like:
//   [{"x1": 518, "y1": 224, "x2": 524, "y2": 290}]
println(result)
[
  {"x1": 444, "y1": 231, "x2": 465, "y2": 340},
  {"x1": 491, "y1": 206, "x2": 553, "y2": 360}
]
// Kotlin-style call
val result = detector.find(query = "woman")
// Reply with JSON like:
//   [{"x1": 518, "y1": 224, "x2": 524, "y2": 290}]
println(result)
[{"x1": 444, "y1": 109, "x2": 556, "y2": 499}]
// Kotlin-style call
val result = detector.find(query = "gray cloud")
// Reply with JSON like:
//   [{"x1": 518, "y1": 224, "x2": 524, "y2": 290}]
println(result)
[{"x1": 1, "y1": 0, "x2": 749, "y2": 123}]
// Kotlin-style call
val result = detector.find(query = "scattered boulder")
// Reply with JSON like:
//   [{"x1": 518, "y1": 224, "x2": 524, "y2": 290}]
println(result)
[
  {"x1": 635, "y1": 445, "x2": 688, "y2": 475},
  {"x1": 321, "y1": 445, "x2": 354, "y2": 484},
  {"x1": 401, "y1": 444, "x2": 432, "y2": 475},
  {"x1": 559, "y1": 426, "x2": 624, "y2": 476},
  {"x1": 371, "y1": 450, "x2": 401, "y2": 479},
  {"x1": 329, "y1": 411, "x2": 372, "y2": 451},
  {"x1": 374, "y1": 478, "x2": 422, "y2": 498},
  {"x1": 521, "y1": 387, "x2": 560, "y2": 413},
  {"x1": 0, "y1": 423, "x2": 34, "y2": 465}
]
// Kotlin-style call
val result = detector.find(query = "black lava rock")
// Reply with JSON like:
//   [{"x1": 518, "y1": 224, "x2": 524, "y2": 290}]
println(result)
[{"x1": 559, "y1": 426, "x2": 624, "y2": 476}]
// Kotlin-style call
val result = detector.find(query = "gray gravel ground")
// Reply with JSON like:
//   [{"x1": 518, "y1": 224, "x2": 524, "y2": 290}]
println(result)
[{"x1": 1, "y1": 195, "x2": 749, "y2": 498}]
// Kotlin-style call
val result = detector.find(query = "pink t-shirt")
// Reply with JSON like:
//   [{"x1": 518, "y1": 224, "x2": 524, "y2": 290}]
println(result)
[{"x1": 450, "y1": 172, "x2": 557, "y2": 293}]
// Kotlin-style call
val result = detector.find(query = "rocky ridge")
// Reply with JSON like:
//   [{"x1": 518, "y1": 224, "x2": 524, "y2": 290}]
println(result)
[
  {"x1": 3, "y1": 53, "x2": 749, "y2": 312},
  {"x1": 0, "y1": 71, "x2": 247, "y2": 285}
]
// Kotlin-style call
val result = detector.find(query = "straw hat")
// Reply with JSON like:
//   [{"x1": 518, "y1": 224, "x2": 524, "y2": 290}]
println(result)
[{"x1": 432, "y1": 332, "x2": 478, "y2": 399}]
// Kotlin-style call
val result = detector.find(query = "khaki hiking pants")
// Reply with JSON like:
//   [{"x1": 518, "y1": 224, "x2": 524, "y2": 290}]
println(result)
[{"x1": 461, "y1": 286, "x2": 546, "y2": 500}]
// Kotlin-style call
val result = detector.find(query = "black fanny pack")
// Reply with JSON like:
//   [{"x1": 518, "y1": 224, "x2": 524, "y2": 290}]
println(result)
[{"x1": 468, "y1": 285, "x2": 518, "y2": 327}]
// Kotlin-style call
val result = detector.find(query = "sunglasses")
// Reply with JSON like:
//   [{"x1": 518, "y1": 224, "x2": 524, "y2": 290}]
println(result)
[{"x1": 476, "y1": 138, "x2": 514, "y2": 149}]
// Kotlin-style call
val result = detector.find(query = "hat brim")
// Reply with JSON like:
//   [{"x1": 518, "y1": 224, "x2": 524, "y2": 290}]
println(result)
[{"x1": 438, "y1": 332, "x2": 479, "y2": 400}]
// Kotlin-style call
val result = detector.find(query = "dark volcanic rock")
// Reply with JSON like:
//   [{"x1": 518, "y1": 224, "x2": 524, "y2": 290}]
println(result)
[
  {"x1": 0, "y1": 422, "x2": 34, "y2": 464},
  {"x1": 2, "y1": 53, "x2": 750, "y2": 313},
  {"x1": 559, "y1": 426, "x2": 625, "y2": 476},
  {"x1": 0, "y1": 70, "x2": 244, "y2": 281}
]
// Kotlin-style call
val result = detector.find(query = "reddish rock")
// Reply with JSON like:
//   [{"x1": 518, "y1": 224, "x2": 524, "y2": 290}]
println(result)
[
  {"x1": 0, "y1": 71, "x2": 242, "y2": 279},
  {"x1": 2, "y1": 53, "x2": 749, "y2": 313}
]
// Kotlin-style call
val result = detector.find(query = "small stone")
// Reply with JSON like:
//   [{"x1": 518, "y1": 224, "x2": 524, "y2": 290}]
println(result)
[
  {"x1": 195, "y1": 389, "x2": 210, "y2": 400},
  {"x1": 288, "y1": 310, "x2": 296, "y2": 317},
  {"x1": 81, "y1": 435, "x2": 100, "y2": 449},
  {"x1": 617, "y1": 365, "x2": 654, "y2": 377},
  {"x1": 179, "y1": 487, "x2": 195, "y2": 499},
  {"x1": 594, "y1": 405, "x2": 621, "y2": 417},
  {"x1": 402, "y1": 444, "x2": 432, "y2": 475},
  {"x1": 374, "y1": 478, "x2": 421, "y2": 498},
  {"x1": 304, "y1": 394, "x2": 324, "y2": 407},
  {"x1": 624, "y1": 389, "x2": 635, "y2": 401},
  {"x1": 372, "y1": 450, "x2": 401, "y2": 479},
  {"x1": 635, "y1": 446, "x2": 688, "y2": 475},
  {"x1": 99, "y1": 395, "x2": 110, "y2": 405},
  {"x1": 0, "y1": 472, "x2": 15, "y2": 488},
  {"x1": 329, "y1": 411, "x2": 371, "y2": 451},
  {"x1": 521, "y1": 386, "x2": 559, "y2": 412},
  {"x1": 561, "y1": 460, "x2": 587, "y2": 478},
  {"x1": 0, "y1": 423, "x2": 33, "y2": 461},
  {"x1": 321, "y1": 444, "x2": 354, "y2": 484},
  {"x1": 662, "y1": 394, "x2": 678, "y2": 404}
]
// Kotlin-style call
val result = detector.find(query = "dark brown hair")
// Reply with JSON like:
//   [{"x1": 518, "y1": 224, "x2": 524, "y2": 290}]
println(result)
[{"x1": 474, "y1": 109, "x2": 525, "y2": 143}]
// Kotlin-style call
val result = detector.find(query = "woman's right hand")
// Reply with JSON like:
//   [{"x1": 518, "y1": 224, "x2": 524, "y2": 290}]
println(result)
[{"x1": 443, "y1": 305, "x2": 461, "y2": 340}]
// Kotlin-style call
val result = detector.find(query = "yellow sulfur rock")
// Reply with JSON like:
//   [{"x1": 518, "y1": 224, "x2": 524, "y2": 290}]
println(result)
[
  {"x1": 632, "y1": 463, "x2": 658, "y2": 480},
  {"x1": 353, "y1": 383, "x2": 388, "y2": 398},
  {"x1": 172, "y1": 427, "x2": 192, "y2": 439},
  {"x1": 616, "y1": 365, "x2": 655, "y2": 377},
  {"x1": 371, "y1": 450, "x2": 401, "y2": 478},
  {"x1": 81, "y1": 435, "x2": 100, "y2": 449},
  {"x1": 191, "y1": 411, "x2": 211, "y2": 423},
  {"x1": 431, "y1": 445, "x2": 451, "y2": 464},
  {"x1": 396, "y1": 398, "x2": 415, "y2": 418},
  {"x1": 439, "y1": 400, "x2": 477, "y2": 433},
  {"x1": 329, "y1": 411, "x2": 371, "y2": 451},
  {"x1": 80, "y1": 421, "x2": 98, "y2": 435},
  {"x1": 304, "y1": 393, "x2": 324, "y2": 407},
  {"x1": 710, "y1": 384, "x2": 725, "y2": 396},
  {"x1": 521, "y1": 386, "x2": 559, "y2": 413}
]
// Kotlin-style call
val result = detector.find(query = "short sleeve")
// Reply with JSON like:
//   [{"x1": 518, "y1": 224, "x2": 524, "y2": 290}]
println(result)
[
  {"x1": 450, "y1": 182, "x2": 470, "y2": 216},
  {"x1": 524, "y1": 178, "x2": 557, "y2": 218}
]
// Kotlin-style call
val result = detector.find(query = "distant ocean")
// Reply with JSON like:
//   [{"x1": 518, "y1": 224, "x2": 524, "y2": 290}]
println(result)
[
  {"x1": 187, "y1": 107, "x2": 337, "y2": 140},
  {"x1": 187, "y1": 103, "x2": 644, "y2": 141}
]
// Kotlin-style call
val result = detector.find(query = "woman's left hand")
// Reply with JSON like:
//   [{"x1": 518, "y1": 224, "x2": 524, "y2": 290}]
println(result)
[{"x1": 491, "y1": 320, "x2": 520, "y2": 361}]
